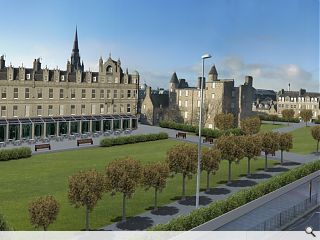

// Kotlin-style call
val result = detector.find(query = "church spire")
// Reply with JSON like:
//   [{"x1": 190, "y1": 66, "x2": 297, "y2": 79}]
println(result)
[
  {"x1": 72, "y1": 26, "x2": 79, "y2": 53},
  {"x1": 70, "y1": 26, "x2": 82, "y2": 72}
]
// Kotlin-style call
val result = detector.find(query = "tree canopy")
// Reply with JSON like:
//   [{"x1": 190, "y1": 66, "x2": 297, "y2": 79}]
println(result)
[
  {"x1": 214, "y1": 113, "x2": 235, "y2": 130},
  {"x1": 240, "y1": 116, "x2": 261, "y2": 135}
]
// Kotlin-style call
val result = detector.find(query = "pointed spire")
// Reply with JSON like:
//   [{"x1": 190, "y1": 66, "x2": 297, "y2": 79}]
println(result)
[
  {"x1": 170, "y1": 72, "x2": 179, "y2": 84},
  {"x1": 72, "y1": 26, "x2": 79, "y2": 53},
  {"x1": 208, "y1": 65, "x2": 218, "y2": 76}
]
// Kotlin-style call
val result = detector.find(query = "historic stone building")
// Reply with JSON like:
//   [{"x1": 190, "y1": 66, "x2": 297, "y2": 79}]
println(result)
[
  {"x1": 0, "y1": 28, "x2": 139, "y2": 141},
  {"x1": 277, "y1": 89, "x2": 320, "y2": 119}
]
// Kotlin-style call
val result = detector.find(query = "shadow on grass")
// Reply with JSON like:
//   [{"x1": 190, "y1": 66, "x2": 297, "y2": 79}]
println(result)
[
  {"x1": 116, "y1": 216, "x2": 154, "y2": 230},
  {"x1": 150, "y1": 206, "x2": 179, "y2": 216},
  {"x1": 227, "y1": 179, "x2": 257, "y2": 187},
  {"x1": 281, "y1": 161, "x2": 301, "y2": 166},
  {"x1": 239, "y1": 173, "x2": 272, "y2": 179},
  {"x1": 178, "y1": 196, "x2": 212, "y2": 206},
  {"x1": 266, "y1": 167, "x2": 289, "y2": 172},
  {"x1": 204, "y1": 187, "x2": 231, "y2": 195}
]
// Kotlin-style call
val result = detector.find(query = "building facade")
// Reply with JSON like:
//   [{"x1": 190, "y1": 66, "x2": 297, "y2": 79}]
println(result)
[
  {"x1": 0, "y1": 29, "x2": 139, "y2": 141},
  {"x1": 277, "y1": 89, "x2": 320, "y2": 119}
]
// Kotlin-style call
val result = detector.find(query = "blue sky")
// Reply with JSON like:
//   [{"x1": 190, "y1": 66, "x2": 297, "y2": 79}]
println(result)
[{"x1": 0, "y1": 0, "x2": 318, "y2": 91}]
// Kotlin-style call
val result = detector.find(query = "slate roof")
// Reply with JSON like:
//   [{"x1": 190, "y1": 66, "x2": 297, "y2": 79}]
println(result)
[
  {"x1": 209, "y1": 65, "x2": 218, "y2": 75},
  {"x1": 170, "y1": 72, "x2": 179, "y2": 84},
  {"x1": 278, "y1": 90, "x2": 320, "y2": 98},
  {"x1": 150, "y1": 93, "x2": 169, "y2": 108}
]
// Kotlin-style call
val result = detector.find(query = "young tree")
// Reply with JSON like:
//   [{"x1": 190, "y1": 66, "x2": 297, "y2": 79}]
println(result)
[
  {"x1": 141, "y1": 162, "x2": 170, "y2": 211},
  {"x1": 281, "y1": 109, "x2": 295, "y2": 125},
  {"x1": 311, "y1": 126, "x2": 320, "y2": 152},
  {"x1": 240, "y1": 116, "x2": 261, "y2": 135},
  {"x1": 106, "y1": 157, "x2": 142, "y2": 222},
  {"x1": 216, "y1": 135, "x2": 244, "y2": 184},
  {"x1": 300, "y1": 109, "x2": 313, "y2": 126},
  {"x1": 269, "y1": 114, "x2": 278, "y2": 125},
  {"x1": 278, "y1": 133, "x2": 293, "y2": 164},
  {"x1": 166, "y1": 143, "x2": 198, "y2": 200},
  {"x1": 28, "y1": 195, "x2": 59, "y2": 231},
  {"x1": 240, "y1": 135, "x2": 262, "y2": 177},
  {"x1": 260, "y1": 132, "x2": 279, "y2": 171},
  {"x1": 68, "y1": 170, "x2": 106, "y2": 230},
  {"x1": 202, "y1": 147, "x2": 221, "y2": 191},
  {"x1": 214, "y1": 113, "x2": 235, "y2": 131}
]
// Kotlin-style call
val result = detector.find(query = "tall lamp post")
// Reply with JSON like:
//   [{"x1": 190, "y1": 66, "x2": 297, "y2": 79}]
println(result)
[{"x1": 196, "y1": 53, "x2": 212, "y2": 209}]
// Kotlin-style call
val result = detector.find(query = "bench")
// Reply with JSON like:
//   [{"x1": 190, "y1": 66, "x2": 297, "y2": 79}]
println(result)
[
  {"x1": 77, "y1": 138, "x2": 93, "y2": 146},
  {"x1": 176, "y1": 132, "x2": 187, "y2": 139},
  {"x1": 203, "y1": 136, "x2": 214, "y2": 144},
  {"x1": 35, "y1": 144, "x2": 51, "y2": 151}
]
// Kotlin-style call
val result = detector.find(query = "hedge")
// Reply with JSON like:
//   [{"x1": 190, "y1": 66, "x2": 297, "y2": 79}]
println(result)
[
  {"x1": 0, "y1": 147, "x2": 32, "y2": 161},
  {"x1": 100, "y1": 132, "x2": 169, "y2": 147},
  {"x1": 159, "y1": 121, "x2": 197, "y2": 132},
  {"x1": 150, "y1": 160, "x2": 320, "y2": 231},
  {"x1": 258, "y1": 114, "x2": 300, "y2": 123}
]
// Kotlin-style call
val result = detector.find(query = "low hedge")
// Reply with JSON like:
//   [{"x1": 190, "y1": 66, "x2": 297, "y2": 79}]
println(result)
[
  {"x1": 0, "y1": 147, "x2": 32, "y2": 161},
  {"x1": 258, "y1": 114, "x2": 300, "y2": 123},
  {"x1": 159, "y1": 121, "x2": 197, "y2": 132},
  {"x1": 100, "y1": 132, "x2": 168, "y2": 147},
  {"x1": 150, "y1": 160, "x2": 320, "y2": 231}
]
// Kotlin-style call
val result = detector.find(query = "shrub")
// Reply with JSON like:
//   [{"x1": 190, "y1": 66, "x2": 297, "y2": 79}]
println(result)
[
  {"x1": 258, "y1": 114, "x2": 299, "y2": 123},
  {"x1": 159, "y1": 121, "x2": 197, "y2": 132},
  {"x1": 0, "y1": 214, "x2": 11, "y2": 230},
  {"x1": 150, "y1": 160, "x2": 320, "y2": 231},
  {"x1": 0, "y1": 147, "x2": 32, "y2": 161}
]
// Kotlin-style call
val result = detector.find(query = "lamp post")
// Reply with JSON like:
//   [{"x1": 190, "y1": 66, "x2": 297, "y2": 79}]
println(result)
[{"x1": 196, "y1": 53, "x2": 212, "y2": 209}]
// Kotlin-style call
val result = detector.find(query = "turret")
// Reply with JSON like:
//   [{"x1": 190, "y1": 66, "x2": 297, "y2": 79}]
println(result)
[
  {"x1": 169, "y1": 72, "x2": 179, "y2": 92},
  {"x1": 0, "y1": 55, "x2": 5, "y2": 70},
  {"x1": 208, "y1": 65, "x2": 218, "y2": 82},
  {"x1": 244, "y1": 76, "x2": 253, "y2": 86}
]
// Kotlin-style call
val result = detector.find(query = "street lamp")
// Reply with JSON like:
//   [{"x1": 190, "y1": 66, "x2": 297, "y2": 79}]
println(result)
[{"x1": 196, "y1": 53, "x2": 212, "y2": 209}]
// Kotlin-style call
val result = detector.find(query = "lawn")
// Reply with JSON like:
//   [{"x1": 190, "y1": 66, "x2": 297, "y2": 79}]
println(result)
[
  {"x1": 259, "y1": 123, "x2": 284, "y2": 133},
  {"x1": 290, "y1": 127, "x2": 317, "y2": 154},
  {"x1": 0, "y1": 139, "x2": 276, "y2": 230}
]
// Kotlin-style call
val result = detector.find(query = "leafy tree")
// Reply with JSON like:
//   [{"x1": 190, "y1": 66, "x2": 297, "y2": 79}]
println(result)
[
  {"x1": 311, "y1": 126, "x2": 320, "y2": 152},
  {"x1": 216, "y1": 135, "x2": 244, "y2": 184},
  {"x1": 28, "y1": 195, "x2": 59, "y2": 231},
  {"x1": 68, "y1": 170, "x2": 106, "y2": 230},
  {"x1": 141, "y1": 162, "x2": 170, "y2": 211},
  {"x1": 202, "y1": 147, "x2": 221, "y2": 191},
  {"x1": 260, "y1": 132, "x2": 279, "y2": 171},
  {"x1": 0, "y1": 214, "x2": 11, "y2": 230},
  {"x1": 300, "y1": 109, "x2": 313, "y2": 126},
  {"x1": 240, "y1": 116, "x2": 261, "y2": 135},
  {"x1": 281, "y1": 109, "x2": 295, "y2": 125},
  {"x1": 240, "y1": 135, "x2": 262, "y2": 177},
  {"x1": 269, "y1": 114, "x2": 278, "y2": 125},
  {"x1": 278, "y1": 133, "x2": 293, "y2": 164},
  {"x1": 214, "y1": 113, "x2": 235, "y2": 131},
  {"x1": 166, "y1": 143, "x2": 198, "y2": 200},
  {"x1": 106, "y1": 157, "x2": 142, "y2": 222}
]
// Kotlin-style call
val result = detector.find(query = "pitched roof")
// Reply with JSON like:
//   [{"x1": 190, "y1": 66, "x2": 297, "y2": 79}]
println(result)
[
  {"x1": 209, "y1": 65, "x2": 218, "y2": 75},
  {"x1": 278, "y1": 90, "x2": 320, "y2": 98},
  {"x1": 150, "y1": 93, "x2": 169, "y2": 108},
  {"x1": 170, "y1": 72, "x2": 179, "y2": 84}
]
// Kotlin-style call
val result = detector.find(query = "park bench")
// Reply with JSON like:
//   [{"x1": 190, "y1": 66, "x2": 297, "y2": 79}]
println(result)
[
  {"x1": 77, "y1": 138, "x2": 93, "y2": 146},
  {"x1": 35, "y1": 143, "x2": 51, "y2": 151},
  {"x1": 176, "y1": 132, "x2": 187, "y2": 139},
  {"x1": 203, "y1": 136, "x2": 214, "y2": 144}
]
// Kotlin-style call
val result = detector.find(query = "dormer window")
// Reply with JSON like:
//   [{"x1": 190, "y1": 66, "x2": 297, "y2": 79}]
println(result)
[
  {"x1": 26, "y1": 74, "x2": 31, "y2": 80},
  {"x1": 93, "y1": 76, "x2": 97, "y2": 82},
  {"x1": 107, "y1": 66, "x2": 113, "y2": 73},
  {"x1": 61, "y1": 75, "x2": 65, "y2": 81}
]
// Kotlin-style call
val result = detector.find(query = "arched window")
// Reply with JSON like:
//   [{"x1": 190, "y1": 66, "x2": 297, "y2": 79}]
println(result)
[{"x1": 106, "y1": 65, "x2": 113, "y2": 73}]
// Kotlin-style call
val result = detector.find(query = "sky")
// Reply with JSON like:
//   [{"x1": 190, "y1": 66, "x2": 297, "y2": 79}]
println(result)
[{"x1": 0, "y1": 0, "x2": 319, "y2": 92}]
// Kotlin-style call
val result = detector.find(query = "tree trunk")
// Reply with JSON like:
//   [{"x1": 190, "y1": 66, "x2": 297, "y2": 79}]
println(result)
[
  {"x1": 247, "y1": 158, "x2": 251, "y2": 177},
  {"x1": 306, "y1": 121, "x2": 308, "y2": 127},
  {"x1": 317, "y1": 140, "x2": 319, "y2": 153},
  {"x1": 206, "y1": 171, "x2": 210, "y2": 192},
  {"x1": 154, "y1": 188, "x2": 158, "y2": 211},
  {"x1": 85, "y1": 206, "x2": 90, "y2": 231},
  {"x1": 122, "y1": 193, "x2": 126, "y2": 223},
  {"x1": 228, "y1": 160, "x2": 232, "y2": 184},
  {"x1": 182, "y1": 173, "x2": 186, "y2": 200},
  {"x1": 264, "y1": 152, "x2": 268, "y2": 171},
  {"x1": 43, "y1": 226, "x2": 47, "y2": 231},
  {"x1": 280, "y1": 150, "x2": 284, "y2": 165}
]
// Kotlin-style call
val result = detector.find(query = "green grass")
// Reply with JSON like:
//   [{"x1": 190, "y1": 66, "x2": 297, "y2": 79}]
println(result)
[
  {"x1": 291, "y1": 127, "x2": 317, "y2": 154},
  {"x1": 0, "y1": 139, "x2": 276, "y2": 230},
  {"x1": 259, "y1": 123, "x2": 284, "y2": 133}
]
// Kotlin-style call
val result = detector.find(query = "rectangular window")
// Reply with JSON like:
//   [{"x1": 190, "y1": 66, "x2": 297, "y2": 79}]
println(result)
[
  {"x1": 1, "y1": 88, "x2": 6, "y2": 99},
  {"x1": 212, "y1": 83, "x2": 215, "y2": 89},
  {"x1": 185, "y1": 90, "x2": 188, "y2": 97},
  {"x1": 127, "y1": 90, "x2": 131, "y2": 98},
  {"x1": 184, "y1": 111, "x2": 188, "y2": 119},
  {"x1": 93, "y1": 76, "x2": 97, "y2": 82},
  {"x1": 121, "y1": 90, "x2": 124, "y2": 99},
  {"x1": 82, "y1": 89, "x2": 86, "y2": 99},
  {"x1": 113, "y1": 90, "x2": 118, "y2": 98},
  {"x1": 92, "y1": 89, "x2": 96, "y2": 99},
  {"x1": 14, "y1": 88, "x2": 18, "y2": 99},
  {"x1": 49, "y1": 88, "x2": 53, "y2": 99},
  {"x1": 25, "y1": 88, "x2": 30, "y2": 99},
  {"x1": 59, "y1": 89, "x2": 64, "y2": 99},
  {"x1": 37, "y1": 88, "x2": 42, "y2": 99},
  {"x1": 100, "y1": 89, "x2": 104, "y2": 99},
  {"x1": 71, "y1": 89, "x2": 76, "y2": 99},
  {"x1": 179, "y1": 100, "x2": 182, "y2": 107},
  {"x1": 25, "y1": 105, "x2": 30, "y2": 117},
  {"x1": 179, "y1": 90, "x2": 182, "y2": 97},
  {"x1": 133, "y1": 89, "x2": 137, "y2": 98},
  {"x1": 61, "y1": 75, "x2": 65, "y2": 81},
  {"x1": 13, "y1": 105, "x2": 18, "y2": 117},
  {"x1": 37, "y1": 105, "x2": 42, "y2": 116},
  {"x1": 211, "y1": 93, "x2": 215, "y2": 99},
  {"x1": 127, "y1": 104, "x2": 131, "y2": 113},
  {"x1": 1, "y1": 106, "x2": 6, "y2": 117},
  {"x1": 71, "y1": 105, "x2": 76, "y2": 115},
  {"x1": 26, "y1": 73, "x2": 31, "y2": 80},
  {"x1": 198, "y1": 91, "x2": 201, "y2": 98},
  {"x1": 197, "y1": 100, "x2": 201, "y2": 108},
  {"x1": 81, "y1": 105, "x2": 85, "y2": 115},
  {"x1": 48, "y1": 105, "x2": 53, "y2": 116},
  {"x1": 100, "y1": 104, "x2": 104, "y2": 114},
  {"x1": 185, "y1": 100, "x2": 188, "y2": 107},
  {"x1": 59, "y1": 105, "x2": 64, "y2": 115},
  {"x1": 92, "y1": 104, "x2": 96, "y2": 114},
  {"x1": 107, "y1": 90, "x2": 111, "y2": 98}
]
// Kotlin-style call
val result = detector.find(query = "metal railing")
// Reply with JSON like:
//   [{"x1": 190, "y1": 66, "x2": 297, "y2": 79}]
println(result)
[{"x1": 249, "y1": 194, "x2": 318, "y2": 231}]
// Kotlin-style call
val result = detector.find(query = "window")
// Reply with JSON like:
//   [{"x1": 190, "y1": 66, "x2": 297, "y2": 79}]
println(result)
[
  {"x1": 81, "y1": 105, "x2": 85, "y2": 115},
  {"x1": 179, "y1": 100, "x2": 182, "y2": 107},
  {"x1": 115, "y1": 77, "x2": 119, "y2": 83},
  {"x1": 179, "y1": 90, "x2": 182, "y2": 97},
  {"x1": 212, "y1": 83, "x2": 215, "y2": 89},
  {"x1": 13, "y1": 105, "x2": 18, "y2": 117},
  {"x1": 92, "y1": 104, "x2": 96, "y2": 114},
  {"x1": 100, "y1": 89, "x2": 104, "y2": 99},
  {"x1": 107, "y1": 66, "x2": 113, "y2": 73},
  {"x1": 127, "y1": 90, "x2": 131, "y2": 98},
  {"x1": 185, "y1": 100, "x2": 188, "y2": 107},
  {"x1": 48, "y1": 105, "x2": 53, "y2": 116},
  {"x1": 49, "y1": 88, "x2": 53, "y2": 99},
  {"x1": 25, "y1": 88, "x2": 30, "y2": 99},
  {"x1": 113, "y1": 90, "x2": 118, "y2": 98},
  {"x1": 100, "y1": 104, "x2": 104, "y2": 114},
  {"x1": 208, "y1": 124, "x2": 213, "y2": 129},
  {"x1": 37, "y1": 105, "x2": 42, "y2": 116},
  {"x1": 143, "y1": 104, "x2": 146, "y2": 110},
  {"x1": 71, "y1": 89, "x2": 76, "y2": 99},
  {"x1": 37, "y1": 88, "x2": 42, "y2": 99},
  {"x1": 107, "y1": 90, "x2": 111, "y2": 98},
  {"x1": 1, "y1": 88, "x2": 6, "y2": 99},
  {"x1": 185, "y1": 90, "x2": 188, "y2": 97},
  {"x1": 184, "y1": 111, "x2": 188, "y2": 119},
  {"x1": 59, "y1": 105, "x2": 64, "y2": 115},
  {"x1": 59, "y1": 89, "x2": 64, "y2": 99},
  {"x1": 1, "y1": 106, "x2": 6, "y2": 117},
  {"x1": 26, "y1": 73, "x2": 31, "y2": 80},
  {"x1": 121, "y1": 90, "x2": 124, "y2": 98},
  {"x1": 82, "y1": 89, "x2": 86, "y2": 99},
  {"x1": 197, "y1": 100, "x2": 201, "y2": 108},
  {"x1": 92, "y1": 89, "x2": 96, "y2": 99},
  {"x1": 25, "y1": 105, "x2": 30, "y2": 117},
  {"x1": 211, "y1": 93, "x2": 215, "y2": 99},
  {"x1": 127, "y1": 104, "x2": 131, "y2": 113},
  {"x1": 93, "y1": 76, "x2": 97, "y2": 82},
  {"x1": 120, "y1": 104, "x2": 124, "y2": 113},
  {"x1": 14, "y1": 88, "x2": 18, "y2": 99},
  {"x1": 61, "y1": 75, "x2": 65, "y2": 81},
  {"x1": 71, "y1": 105, "x2": 76, "y2": 115},
  {"x1": 133, "y1": 89, "x2": 137, "y2": 98},
  {"x1": 198, "y1": 91, "x2": 201, "y2": 98}
]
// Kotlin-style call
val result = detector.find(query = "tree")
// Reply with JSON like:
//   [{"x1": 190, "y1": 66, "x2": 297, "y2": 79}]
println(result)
[
  {"x1": 216, "y1": 135, "x2": 244, "y2": 184},
  {"x1": 260, "y1": 132, "x2": 279, "y2": 171},
  {"x1": 311, "y1": 126, "x2": 320, "y2": 152},
  {"x1": 141, "y1": 162, "x2": 170, "y2": 211},
  {"x1": 240, "y1": 116, "x2": 261, "y2": 135},
  {"x1": 278, "y1": 133, "x2": 293, "y2": 164},
  {"x1": 68, "y1": 170, "x2": 106, "y2": 230},
  {"x1": 282, "y1": 109, "x2": 295, "y2": 125},
  {"x1": 269, "y1": 114, "x2": 278, "y2": 125},
  {"x1": 28, "y1": 195, "x2": 59, "y2": 231},
  {"x1": 240, "y1": 135, "x2": 262, "y2": 177},
  {"x1": 300, "y1": 109, "x2": 313, "y2": 126},
  {"x1": 202, "y1": 147, "x2": 221, "y2": 191},
  {"x1": 214, "y1": 113, "x2": 235, "y2": 131},
  {"x1": 106, "y1": 157, "x2": 142, "y2": 222},
  {"x1": 166, "y1": 143, "x2": 198, "y2": 200}
]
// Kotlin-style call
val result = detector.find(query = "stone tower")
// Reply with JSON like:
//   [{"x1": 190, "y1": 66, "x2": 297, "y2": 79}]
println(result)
[
  {"x1": 208, "y1": 65, "x2": 218, "y2": 82},
  {"x1": 169, "y1": 72, "x2": 179, "y2": 108}
]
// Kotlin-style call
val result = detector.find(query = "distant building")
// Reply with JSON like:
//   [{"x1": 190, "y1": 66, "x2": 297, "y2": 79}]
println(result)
[
  {"x1": 252, "y1": 89, "x2": 277, "y2": 115},
  {"x1": 277, "y1": 89, "x2": 320, "y2": 119}
]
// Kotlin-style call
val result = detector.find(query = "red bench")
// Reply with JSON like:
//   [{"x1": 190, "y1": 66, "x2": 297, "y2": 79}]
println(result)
[{"x1": 35, "y1": 144, "x2": 51, "y2": 151}]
